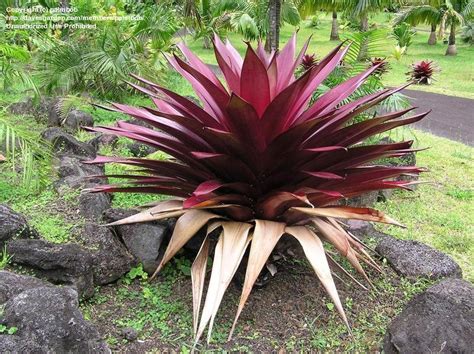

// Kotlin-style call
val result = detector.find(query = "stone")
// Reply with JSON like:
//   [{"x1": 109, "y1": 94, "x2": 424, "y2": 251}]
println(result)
[
  {"x1": 41, "y1": 127, "x2": 96, "y2": 158},
  {"x1": 343, "y1": 191, "x2": 379, "y2": 208},
  {"x1": 103, "y1": 208, "x2": 170, "y2": 274},
  {"x1": 78, "y1": 192, "x2": 111, "y2": 220},
  {"x1": 6, "y1": 239, "x2": 95, "y2": 299},
  {"x1": 120, "y1": 327, "x2": 139, "y2": 342},
  {"x1": 0, "y1": 335, "x2": 46, "y2": 353},
  {"x1": 127, "y1": 141, "x2": 157, "y2": 157},
  {"x1": 0, "y1": 204, "x2": 39, "y2": 246},
  {"x1": 63, "y1": 109, "x2": 94, "y2": 132},
  {"x1": 47, "y1": 99, "x2": 62, "y2": 127},
  {"x1": 0, "y1": 270, "x2": 51, "y2": 304},
  {"x1": 79, "y1": 223, "x2": 135, "y2": 285},
  {"x1": 54, "y1": 155, "x2": 105, "y2": 192},
  {"x1": 4, "y1": 286, "x2": 109, "y2": 353},
  {"x1": 88, "y1": 133, "x2": 118, "y2": 150},
  {"x1": 346, "y1": 220, "x2": 388, "y2": 240},
  {"x1": 375, "y1": 237, "x2": 462, "y2": 279},
  {"x1": 384, "y1": 278, "x2": 474, "y2": 353},
  {"x1": 8, "y1": 97, "x2": 52, "y2": 120}
]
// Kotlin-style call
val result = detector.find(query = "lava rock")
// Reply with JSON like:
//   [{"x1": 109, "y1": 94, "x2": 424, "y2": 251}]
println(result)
[
  {"x1": 6, "y1": 239, "x2": 95, "y2": 299},
  {"x1": 41, "y1": 127, "x2": 96, "y2": 158},
  {"x1": 346, "y1": 220, "x2": 389, "y2": 240},
  {"x1": 0, "y1": 204, "x2": 39, "y2": 246},
  {"x1": 343, "y1": 191, "x2": 379, "y2": 208},
  {"x1": 0, "y1": 335, "x2": 46, "y2": 353},
  {"x1": 127, "y1": 141, "x2": 157, "y2": 157},
  {"x1": 376, "y1": 237, "x2": 462, "y2": 279},
  {"x1": 384, "y1": 278, "x2": 474, "y2": 353},
  {"x1": 4, "y1": 286, "x2": 109, "y2": 353},
  {"x1": 63, "y1": 109, "x2": 94, "y2": 132},
  {"x1": 0, "y1": 270, "x2": 51, "y2": 304},
  {"x1": 79, "y1": 223, "x2": 135, "y2": 285},
  {"x1": 88, "y1": 133, "x2": 118, "y2": 150},
  {"x1": 54, "y1": 155, "x2": 105, "y2": 192},
  {"x1": 47, "y1": 99, "x2": 62, "y2": 127},
  {"x1": 103, "y1": 208, "x2": 170, "y2": 274},
  {"x1": 78, "y1": 192, "x2": 111, "y2": 220},
  {"x1": 8, "y1": 97, "x2": 52, "y2": 120},
  {"x1": 120, "y1": 327, "x2": 139, "y2": 342}
]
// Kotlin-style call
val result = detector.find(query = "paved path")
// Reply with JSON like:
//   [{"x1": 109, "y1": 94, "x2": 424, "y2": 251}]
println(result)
[{"x1": 404, "y1": 90, "x2": 474, "y2": 146}]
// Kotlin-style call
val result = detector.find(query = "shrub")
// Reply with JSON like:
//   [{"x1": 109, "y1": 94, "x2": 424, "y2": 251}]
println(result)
[
  {"x1": 392, "y1": 22, "x2": 416, "y2": 49},
  {"x1": 461, "y1": 22, "x2": 474, "y2": 45},
  {"x1": 87, "y1": 35, "x2": 428, "y2": 342}
]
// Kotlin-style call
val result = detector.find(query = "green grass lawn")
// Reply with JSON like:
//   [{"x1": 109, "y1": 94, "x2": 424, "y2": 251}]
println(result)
[
  {"x1": 181, "y1": 13, "x2": 474, "y2": 99},
  {"x1": 376, "y1": 130, "x2": 474, "y2": 280}
]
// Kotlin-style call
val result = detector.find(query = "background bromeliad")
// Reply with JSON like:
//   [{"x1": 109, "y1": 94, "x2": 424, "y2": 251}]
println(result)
[{"x1": 86, "y1": 34, "x2": 428, "y2": 343}]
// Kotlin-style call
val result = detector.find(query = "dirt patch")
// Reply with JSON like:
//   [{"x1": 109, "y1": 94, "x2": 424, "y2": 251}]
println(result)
[{"x1": 82, "y1": 248, "x2": 431, "y2": 352}]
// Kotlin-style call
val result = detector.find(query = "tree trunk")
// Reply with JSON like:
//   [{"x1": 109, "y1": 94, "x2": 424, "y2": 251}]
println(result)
[
  {"x1": 446, "y1": 22, "x2": 457, "y2": 55},
  {"x1": 265, "y1": 0, "x2": 281, "y2": 52},
  {"x1": 428, "y1": 23, "x2": 437, "y2": 45},
  {"x1": 357, "y1": 12, "x2": 369, "y2": 61},
  {"x1": 438, "y1": 16, "x2": 446, "y2": 39},
  {"x1": 360, "y1": 12, "x2": 369, "y2": 32},
  {"x1": 330, "y1": 11, "x2": 340, "y2": 41}
]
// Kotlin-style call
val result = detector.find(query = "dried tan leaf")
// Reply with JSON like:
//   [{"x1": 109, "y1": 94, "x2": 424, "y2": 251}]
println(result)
[
  {"x1": 292, "y1": 206, "x2": 405, "y2": 227},
  {"x1": 285, "y1": 225, "x2": 350, "y2": 332},
  {"x1": 228, "y1": 220, "x2": 285, "y2": 340},
  {"x1": 105, "y1": 200, "x2": 184, "y2": 226},
  {"x1": 312, "y1": 218, "x2": 350, "y2": 256},
  {"x1": 151, "y1": 209, "x2": 220, "y2": 279},
  {"x1": 313, "y1": 218, "x2": 370, "y2": 282},
  {"x1": 0, "y1": 154, "x2": 5, "y2": 162},
  {"x1": 195, "y1": 222, "x2": 252, "y2": 343},
  {"x1": 191, "y1": 236, "x2": 211, "y2": 336}
]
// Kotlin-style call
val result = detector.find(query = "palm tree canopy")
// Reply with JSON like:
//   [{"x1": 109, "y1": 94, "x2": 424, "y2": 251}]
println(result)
[{"x1": 395, "y1": 5, "x2": 443, "y2": 26}]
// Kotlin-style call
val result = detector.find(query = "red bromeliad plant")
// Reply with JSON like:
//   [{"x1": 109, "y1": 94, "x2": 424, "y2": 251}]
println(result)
[
  {"x1": 300, "y1": 53, "x2": 318, "y2": 71},
  {"x1": 408, "y1": 60, "x2": 437, "y2": 85},
  {"x1": 86, "y1": 34, "x2": 428, "y2": 343}
]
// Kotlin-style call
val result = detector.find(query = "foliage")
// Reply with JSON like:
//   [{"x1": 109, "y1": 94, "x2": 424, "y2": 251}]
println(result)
[
  {"x1": 461, "y1": 21, "x2": 474, "y2": 43},
  {"x1": 342, "y1": 28, "x2": 388, "y2": 61},
  {"x1": 31, "y1": 3, "x2": 178, "y2": 99},
  {"x1": 320, "y1": 29, "x2": 408, "y2": 113},
  {"x1": 0, "y1": 324, "x2": 18, "y2": 335},
  {"x1": 0, "y1": 111, "x2": 52, "y2": 190},
  {"x1": 408, "y1": 60, "x2": 438, "y2": 84},
  {"x1": 391, "y1": 44, "x2": 407, "y2": 60},
  {"x1": 0, "y1": 245, "x2": 12, "y2": 270},
  {"x1": 392, "y1": 22, "x2": 417, "y2": 49},
  {"x1": 87, "y1": 34, "x2": 427, "y2": 342},
  {"x1": 123, "y1": 264, "x2": 149, "y2": 284},
  {"x1": 0, "y1": 18, "x2": 39, "y2": 96}
]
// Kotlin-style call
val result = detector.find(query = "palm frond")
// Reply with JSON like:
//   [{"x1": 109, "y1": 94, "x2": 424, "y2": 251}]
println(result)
[{"x1": 0, "y1": 112, "x2": 52, "y2": 190}]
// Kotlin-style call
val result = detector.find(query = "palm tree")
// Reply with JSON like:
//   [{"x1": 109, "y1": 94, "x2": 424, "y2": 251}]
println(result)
[
  {"x1": 445, "y1": 0, "x2": 473, "y2": 55},
  {"x1": 343, "y1": 0, "x2": 393, "y2": 31},
  {"x1": 229, "y1": 0, "x2": 301, "y2": 51},
  {"x1": 299, "y1": 0, "x2": 344, "y2": 40},
  {"x1": 396, "y1": 0, "x2": 473, "y2": 54},
  {"x1": 395, "y1": 1, "x2": 444, "y2": 45}
]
